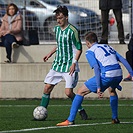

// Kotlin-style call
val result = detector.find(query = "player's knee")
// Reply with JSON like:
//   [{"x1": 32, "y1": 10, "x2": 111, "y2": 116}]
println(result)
[
  {"x1": 65, "y1": 89, "x2": 74, "y2": 98},
  {"x1": 43, "y1": 84, "x2": 54, "y2": 94},
  {"x1": 108, "y1": 89, "x2": 117, "y2": 96},
  {"x1": 65, "y1": 91, "x2": 71, "y2": 97},
  {"x1": 77, "y1": 85, "x2": 90, "y2": 96}
]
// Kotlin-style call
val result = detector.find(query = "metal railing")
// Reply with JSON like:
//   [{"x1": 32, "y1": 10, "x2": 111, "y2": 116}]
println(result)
[{"x1": 0, "y1": 0, "x2": 131, "y2": 44}]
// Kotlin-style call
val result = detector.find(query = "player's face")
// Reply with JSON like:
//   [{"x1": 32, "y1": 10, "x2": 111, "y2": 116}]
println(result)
[{"x1": 56, "y1": 13, "x2": 68, "y2": 29}]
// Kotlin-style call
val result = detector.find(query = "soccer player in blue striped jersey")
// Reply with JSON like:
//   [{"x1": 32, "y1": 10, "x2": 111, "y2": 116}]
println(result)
[
  {"x1": 57, "y1": 32, "x2": 133, "y2": 126},
  {"x1": 39, "y1": 6, "x2": 88, "y2": 120}
]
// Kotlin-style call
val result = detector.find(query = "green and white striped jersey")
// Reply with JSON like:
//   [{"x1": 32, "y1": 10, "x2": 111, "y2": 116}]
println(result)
[{"x1": 52, "y1": 24, "x2": 82, "y2": 72}]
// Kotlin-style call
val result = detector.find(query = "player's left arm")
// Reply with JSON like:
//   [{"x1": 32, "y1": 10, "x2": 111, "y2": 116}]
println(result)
[
  {"x1": 69, "y1": 29, "x2": 82, "y2": 75},
  {"x1": 116, "y1": 52, "x2": 133, "y2": 79},
  {"x1": 74, "y1": 49, "x2": 82, "y2": 62},
  {"x1": 69, "y1": 48, "x2": 82, "y2": 76}
]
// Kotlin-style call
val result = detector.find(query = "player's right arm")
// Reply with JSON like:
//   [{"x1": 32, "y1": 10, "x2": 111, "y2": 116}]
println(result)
[
  {"x1": 43, "y1": 46, "x2": 57, "y2": 62},
  {"x1": 69, "y1": 49, "x2": 82, "y2": 76},
  {"x1": 93, "y1": 64, "x2": 104, "y2": 98},
  {"x1": 86, "y1": 51, "x2": 102, "y2": 96}
]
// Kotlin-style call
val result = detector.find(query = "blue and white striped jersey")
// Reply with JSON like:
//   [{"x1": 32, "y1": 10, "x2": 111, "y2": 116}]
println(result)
[{"x1": 85, "y1": 43, "x2": 122, "y2": 78}]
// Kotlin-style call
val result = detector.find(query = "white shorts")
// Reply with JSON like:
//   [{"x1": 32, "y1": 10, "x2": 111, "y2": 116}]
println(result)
[{"x1": 44, "y1": 69, "x2": 78, "y2": 88}]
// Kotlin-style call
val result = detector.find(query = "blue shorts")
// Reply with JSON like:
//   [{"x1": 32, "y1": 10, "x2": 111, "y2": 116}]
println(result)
[{"x1": 84, "y1": 76, "x2": 122, "y2": 93}]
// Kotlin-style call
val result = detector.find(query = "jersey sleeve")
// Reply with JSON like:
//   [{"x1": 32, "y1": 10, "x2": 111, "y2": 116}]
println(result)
[
  {"x1": 71, "y1": 28, "x2": 82, "y2": 50},
  {"x1": 116, "y1": 52, "x2": 133, "y2": 76},
  {"x1": 93, "y1": 64, "x2": 101, "y2": 89},
  {"x1": 85, "y1": 50, "x2": 98, "y2": 69},
  {"x1": 54, "y1": 26, "x2": 57, "y2": 33},
  {"x1": 86, "y1": 50, "x2": 101, "y2": 89}
]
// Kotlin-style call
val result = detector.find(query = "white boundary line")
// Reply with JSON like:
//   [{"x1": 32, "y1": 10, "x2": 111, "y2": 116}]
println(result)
[
  {"x1": 0, "y1": 122, "x2": 133, "y2": 133},
  {"x1": 0, "y1": 104, "x2": 132, "y2": 132},
  {"x1": 0, "y1": 104, "x2": 133, "y2": 107}
]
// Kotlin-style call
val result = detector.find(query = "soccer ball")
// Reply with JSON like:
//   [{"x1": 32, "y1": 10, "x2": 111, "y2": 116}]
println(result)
[{"x1": 33, "y1": 106, "x2": 48, "y2": 120}]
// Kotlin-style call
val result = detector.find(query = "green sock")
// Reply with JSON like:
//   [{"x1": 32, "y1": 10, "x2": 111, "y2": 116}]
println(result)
[
  {"x1": 40, "y1": 94, "x2": 50, "y2": 108},
  {"x1": 71, "y1": 94, "x2": 83, "y2": 111}
]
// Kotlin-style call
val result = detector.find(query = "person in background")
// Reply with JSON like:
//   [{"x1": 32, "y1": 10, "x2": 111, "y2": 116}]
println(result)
[
  {"x1": 99, "y1": 0, "x2": 125, "y2": 44},
  {"x1": 39, "y1": 6, "x2": 88, "y2": 120},
  {"x1": 123, "y1": 34, "x2": 133, "y2": 81},
  {"x1": 0, "y1": 3, "x2": 23, "y2": 63},
  {"x1": 56, "y1": 32, "x2": 133, "y2": 126}
]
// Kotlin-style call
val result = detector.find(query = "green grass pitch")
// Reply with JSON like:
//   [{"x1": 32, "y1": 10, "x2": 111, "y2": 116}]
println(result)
[{"x1": 0, "y1": 99, "x2": 133, "y2": 133}]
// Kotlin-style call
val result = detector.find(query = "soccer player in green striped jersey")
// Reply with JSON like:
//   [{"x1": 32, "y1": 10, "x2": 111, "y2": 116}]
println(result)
[{"x1": 39, "y1": 5, "x2": 88, "y2": 120}]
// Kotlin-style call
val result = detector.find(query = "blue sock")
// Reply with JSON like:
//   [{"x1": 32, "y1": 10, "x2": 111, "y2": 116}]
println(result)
[
  {"x1": 71, "y1": 94, "x2": 83, "y2": 111},
  {"x1": 110, "y1": 95, "x2": 118, "y2": 119},
  {"x1": 68, "y1": 95, "x2": 84, "y2": 122}
]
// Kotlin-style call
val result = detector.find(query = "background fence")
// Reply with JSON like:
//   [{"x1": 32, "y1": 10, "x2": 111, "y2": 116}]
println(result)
[{"x1": 0, "y1": 0, "x2": 131, "y2": 44}]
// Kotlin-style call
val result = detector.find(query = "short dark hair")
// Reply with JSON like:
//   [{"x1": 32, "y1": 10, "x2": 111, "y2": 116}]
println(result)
[
  {"x1": 85, "y1": 32, "x2": 98, "y2": 43},
  {"x1": 53, "y1": 5, "x2": 68, "y2": 16},
  {"x1": 6, "y1": 3, "x2": 18, "y2": 16}
]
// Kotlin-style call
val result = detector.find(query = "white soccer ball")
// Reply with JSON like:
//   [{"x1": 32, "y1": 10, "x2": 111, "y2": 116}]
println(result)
[{"x1": 33, "y1": 106, "x2": 48, "y2": 120}]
